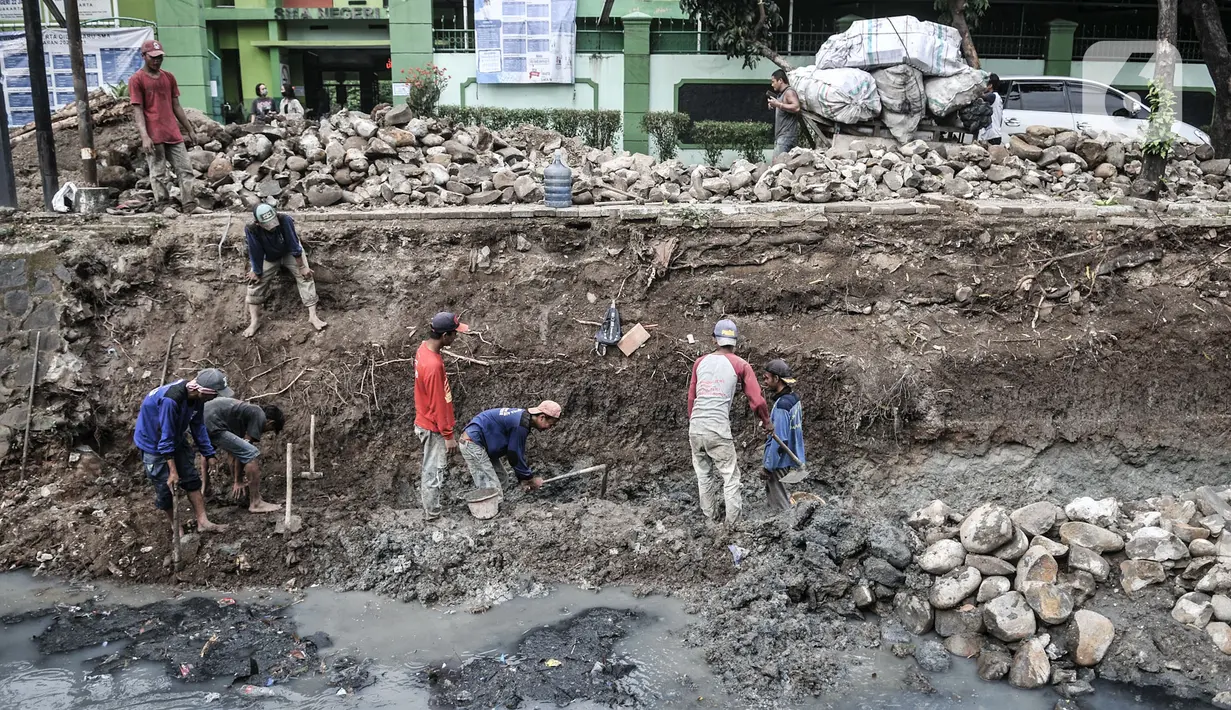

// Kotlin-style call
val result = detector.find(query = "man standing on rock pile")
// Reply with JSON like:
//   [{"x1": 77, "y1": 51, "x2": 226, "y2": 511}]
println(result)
[
  {"x1": 243, "y1": 204, "x2": 328, "y2": 337},
  {"x1": 412, "y1": 312, "x2": 469, "y2": 518},
  {"x1": 203, "y1": 396, "x2": 284, "y2": 514},
  {"x1": 133, "y1": 368, "x2": 232, "y2": 536},
  {"x1": 460, "y1": 402, "x2": 562, "y2": 498},
  {"x1": 128, "y1": 39, "x2": 202, "y2": 215},
  {"x1": 762, "y1": 359, "x2": 806, "y2": 512},
  {"x1": 687, "y1": 319, "x2": 770, "y2": 527}
]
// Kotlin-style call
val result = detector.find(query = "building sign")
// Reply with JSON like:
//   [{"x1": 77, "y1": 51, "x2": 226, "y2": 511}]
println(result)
[
  {"x1": 0, "y1": 26, "x2": 152, "y2": 127},
  {"x1": 475, "y1": 0, "x2": 576, "y2": 85},
  {"x1": 0, "y1": 0, "x2": 117, "y2": 23},
  {"x1": 273, "y1": 7, "x2": 386, "y2": 20}
]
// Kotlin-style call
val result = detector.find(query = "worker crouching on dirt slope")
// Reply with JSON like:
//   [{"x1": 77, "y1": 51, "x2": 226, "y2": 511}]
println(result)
[
  {"x1": 133, "y1": 368, "x2": 232, "y2": 536},
  {"x1": 459, "y1": 402, "x2": 562, "y2": 500},
  {"x1": 203, "y1": 397, "x2": 285, "y2": 514},
  {"x1": 243, "y1": 204, "x2": 328, "y2": 338},
  {"x1": 412, "y1": 312, "x2": 470, "y2": 519},
  {"x1": 762, "y1": 359, "x2": 806, "y2": 512},
  {"x1": 687, "y1": 320, "x2": 771, "y2": 527}
]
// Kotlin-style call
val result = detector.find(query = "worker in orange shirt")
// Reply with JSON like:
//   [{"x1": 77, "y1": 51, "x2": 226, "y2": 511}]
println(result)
[{"x1": 412, "y1": 312, "x2": 469, "y2": 520}]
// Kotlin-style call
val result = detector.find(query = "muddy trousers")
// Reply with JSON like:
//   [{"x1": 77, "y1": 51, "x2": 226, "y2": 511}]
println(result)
[
  {"x1": 459, "y1": 438, "x2": 505, "y2": 497},
  {"x1": 415, "y1": 426, "x2": 447, "y2": 517},
  {"x1": 689, "y1": 431, "x2": 741, "y2": 523},
  {"x1": 764, "y1": 469, "x2": 792, "y2": 512},
  {"x1": 146, "y1": 142, "x2": 195, "y2": 208},
  {"x1": 245, "y1": 253, "x2": 319, "y2": 307}
]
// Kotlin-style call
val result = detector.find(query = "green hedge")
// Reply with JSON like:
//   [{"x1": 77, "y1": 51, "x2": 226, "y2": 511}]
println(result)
[
  {"x1": 436, "y1": 106, "x2": 623, "y2": 147},
  {"x1": 693, "y1": 121, "x2": 774, "y2": 165},
  {"x1": 641, "y1": 111, "x2": 692, "y2": 161}
]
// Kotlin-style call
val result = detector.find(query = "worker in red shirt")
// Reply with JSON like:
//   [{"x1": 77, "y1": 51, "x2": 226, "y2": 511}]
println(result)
[
  {"x1": 687, "y1": 319, "x2": 770, "y2": 528},
  {"x1": 128, "y1": 39, "x2": 201, "y2": 214},
  {"x1": 412, "y1": 312, "x2": 469, "y2": 520}
]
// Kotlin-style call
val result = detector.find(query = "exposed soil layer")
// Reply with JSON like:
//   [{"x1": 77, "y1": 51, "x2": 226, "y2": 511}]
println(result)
[{"x1": 1, "y1": 209, "x2": 1230, "y2": 704}]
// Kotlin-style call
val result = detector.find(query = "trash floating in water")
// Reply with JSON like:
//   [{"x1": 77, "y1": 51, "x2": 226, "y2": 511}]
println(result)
[
  {"x1": 728, "y1": 544, "x2": 749, "y2": 567},
  {"x1": 179, "y1": 663, "x2": 192, "y2": 678},
  {"x1": 544, "y1": 658, "x2": 562, "y2": 668},
  {"x1": 203, "y1": 692, "x2": 220, "y2": 703},
  {"x1": 289, "y1": 649, "x2": 306, "y2": 660},
  {"x1": 336, "y1": 688, "x2": 347, "y2": 696},
  {"x1": 217, "y1": 597, "x2": 236, "y2": 607}
]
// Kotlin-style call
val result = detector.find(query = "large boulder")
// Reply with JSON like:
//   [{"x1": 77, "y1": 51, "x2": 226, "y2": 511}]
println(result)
[
  {"x1": 930, "y1": 566, "x2": 982, "y2": 609},
  {"x1": 993, "y1": 526, "x2": 1030, "y2": 562},
  {"x1": 977, "y1": 644, "x2": 1013, "y2": 681},
  {"x1": 935, "y1": 605, "x2": 985, "y2": 638},
  {"x1": 383, "y1": 103, "x2": 414, "y2": 127},
  {"x1": 1015, "y1": 545, "x2": 1058, "y2": 592},
  {"x1": 1125, "y1": 526, "x2": 1190, "y2": 562},
  {"x1": 1010, "y1": 502, "x2": 1059, "y2": 536},
  {"x1": 1172, "y1": 592, "x2": 1214, "y2": 628},
  {"x1": 1069, "y1": 609, "x2": 1115, "y2": 666},
  {"x1": 1025, "y1": 583, "x2": 1074, "y2": 624},
  {"x1": 918, "y1": 539, "x2": 967, "y2": 575},
  {"x1": 1064, "y1": 497, "x2": 1119, "y2": 527},
  {"x1": 1059, "y1": 522, "x2": 1124, "y2": 553},
  {"x1": 983, "y1": 591, "x2": 1036, "y2": 642},
  {"x1": 913, "y1": 639, "x2": 951, "y2": 672},
  {"x1": 895, "y1": 592, "x2": 934, "y2": 634},
  {"x1": 978, "y1": 576, "x2": 1011, "y2": 603},
  {"x1": 868, "y1": 521, "x2": 913, "y2": 570},
  {"x1": 187, "y1": 149, "x2": 216, "y2": 174},
  {"x1": 1120, "y1": 559, "x2": 1167, "y2": 594},
  {"x1": 206, "y1": 156, "x2": 233, "y2": 183},
  {"x1": 960, "y1": 503, "x2": 1015, "y2": 554},
  {"x1": 966, "y1": 554, "x2": 1016, "y2": 577},
  {"x1": 306, "y1": 184, "x2": 343, "y2": 207},
  {"x1": 1208, "y1": 621, "x2": 1231, "y2": 655},
  {"x1": 1068, "y1": 544, "x2": 1111, "y2": 582},
  {"x1": 1009, "y1": 136, "x2": 1043, "y2": 162}
]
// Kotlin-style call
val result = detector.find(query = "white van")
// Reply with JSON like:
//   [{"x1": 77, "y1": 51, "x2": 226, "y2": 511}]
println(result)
[{"x1": 998, "y1": 76, "x2": 1210, "y2": 145}]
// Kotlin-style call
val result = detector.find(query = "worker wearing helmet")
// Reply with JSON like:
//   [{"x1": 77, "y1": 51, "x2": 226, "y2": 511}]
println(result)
[{"x1": 243, "y1": 204, "x2": 328, "y2": 337}]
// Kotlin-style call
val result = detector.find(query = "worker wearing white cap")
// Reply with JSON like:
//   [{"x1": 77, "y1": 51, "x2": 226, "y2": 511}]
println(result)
[
  {"x1": 686, "y1": 319, "x2": 770, "y2": 527},
  {"x1": 459, "y1": 401, "x2": 562, "y2": 501},
  {"x1": 243, "y1": 204, "x2": 328, "y2": 337}
]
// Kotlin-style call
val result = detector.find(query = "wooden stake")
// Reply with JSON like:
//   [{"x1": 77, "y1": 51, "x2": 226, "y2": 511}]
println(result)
[
  {"x1": 160, "y1": 330, "x2": 176, "y2": 385},
  {"x1": 285, "y1": 441, "x2": 293, "y2": 527},
  {"x1": 171, "y1": 480, "x2": 181, "y2": 571},
  {"x1": 19, "y1": 331, "x2": 40, "y2": 479},
  {"x1": 309, "y1": 415, "x2": 316, "y2": 473}
]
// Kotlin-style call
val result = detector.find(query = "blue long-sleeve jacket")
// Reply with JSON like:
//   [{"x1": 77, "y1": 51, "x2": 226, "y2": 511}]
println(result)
[
  {"x1": 133, "y1": 380, "x2": 216, "y2": 458},
  {"x1": 245, "y1": 214, "x2": 303, "y2": 275},
  {"x1": 464, "y1": 407, "x2": 534, "y2": 480},
  {"x1": 764, "y1": 391, "x2": 805, "y2": 472}
]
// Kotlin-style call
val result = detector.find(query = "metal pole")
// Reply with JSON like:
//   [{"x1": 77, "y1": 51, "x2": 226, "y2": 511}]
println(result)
[
  {"x1": 21, "y1": 0, "x2": 58, "y2": 209},
  {"x1": 0, "y1": 81, "x2": 17, "y2": 208},
  {"x1": 787, "y1": 0, "x2": 795, "y2": 54},
  {"x1": 64, "y1": 0, "x2": 96, "y2": 185}
]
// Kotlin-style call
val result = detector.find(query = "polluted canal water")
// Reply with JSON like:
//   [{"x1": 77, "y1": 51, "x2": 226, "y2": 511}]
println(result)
[{"x1": 0, "y1": 572, "x2": 1218, "y2": 709}]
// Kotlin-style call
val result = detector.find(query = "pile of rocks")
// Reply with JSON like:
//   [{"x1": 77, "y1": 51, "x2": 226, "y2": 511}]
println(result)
[
  {"x1": 100, "y1": 105, "x2": 1231, "y2": 213},
  {"x1": 851, "y1": 486, "x2": 1231, "y2": 701}
]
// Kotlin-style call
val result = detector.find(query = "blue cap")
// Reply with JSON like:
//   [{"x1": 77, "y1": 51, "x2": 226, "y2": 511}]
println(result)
[
  {"x1": 713, "y1": 319, "x2": 738, "y2": 346},
  {"x1": 431, "y1": 312, "x2": 470, "y2": 335}
]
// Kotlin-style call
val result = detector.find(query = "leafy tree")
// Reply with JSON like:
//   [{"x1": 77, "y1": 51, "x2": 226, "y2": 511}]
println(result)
[
  {"x1": 934, "y1": 0, "x2": 989, "y2": 68},
  {"x1": 679, "y1": 0, "x2": 793, "y2": 71},
  {"x1": 1181, "y1": 0, "x2": 1230, "y2": 157},
  {"x1": 1134, "y1": 0, "x2": 1180, "y2": 199}
]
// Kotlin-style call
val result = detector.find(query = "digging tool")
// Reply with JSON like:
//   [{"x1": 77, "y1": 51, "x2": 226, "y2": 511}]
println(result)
[
  {"x1": 19, "y1": 331, "x2": 39, "y2": 479},
  {"x1": 768, "y1": 432, "x2": 809, "y2": 485},
  {"x1": 277, "y1": 442, "x2": 303, "y2": 534},
  {"x1": 299, "y1": 414, "x2": 322, "y2": 480},
  {"x1": 171, "y1": 480, "x2": 181, "y2": 571},
  {"x1": 538, "y1": 464, "x2": 607, "y2": 487}
]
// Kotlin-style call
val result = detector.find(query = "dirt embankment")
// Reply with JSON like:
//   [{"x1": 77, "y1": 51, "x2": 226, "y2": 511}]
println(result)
[{"x1": 0, "y1": 209, "x2": 1230, "y2": 703}]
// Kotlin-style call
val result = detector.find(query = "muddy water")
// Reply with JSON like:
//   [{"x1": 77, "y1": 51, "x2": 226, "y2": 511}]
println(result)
[{"x1": 0, "y1": 573, "x2": 1215, "y2": 709}]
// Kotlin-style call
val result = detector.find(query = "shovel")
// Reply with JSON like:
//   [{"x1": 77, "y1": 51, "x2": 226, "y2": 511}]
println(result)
[
  {"x1": 538, "y1": 464, "x2": 608, "y2": 494},
  {"x1": 769, "y1": 432, "x2": 809, "y2": 485},
  {"x1": 171, "y1": 480, "x2": 181, "y2": 572}
]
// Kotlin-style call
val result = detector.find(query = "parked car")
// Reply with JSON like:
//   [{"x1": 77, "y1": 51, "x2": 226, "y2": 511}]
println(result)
[{"x1": 998, "y1": 76, "x2": 1210, "y2": 145}]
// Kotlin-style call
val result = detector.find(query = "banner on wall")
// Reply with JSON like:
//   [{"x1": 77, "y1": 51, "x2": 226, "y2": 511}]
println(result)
[
  {"x1": 474, "y1": 0, "x2": 575, "y2": 84},
  {"x1": 0, "y1": 26, "x2": 153, "y2": 127},
  {"x1": 0, "y1": 0, "x2": 117, "y2": 23}
]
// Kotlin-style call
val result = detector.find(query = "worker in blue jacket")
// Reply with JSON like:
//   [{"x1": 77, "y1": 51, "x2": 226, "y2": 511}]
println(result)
[
  {"x1": 459, "y1": 401, "x2": 562, "y2": 500},
  {"x1": 762, "y1": 359, "x2": 806, "y2": 511},
  {"x1": 133, "y1": 368, "x2": 232, "y2": 536}
]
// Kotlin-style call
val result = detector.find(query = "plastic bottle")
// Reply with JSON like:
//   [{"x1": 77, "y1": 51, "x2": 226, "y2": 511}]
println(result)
[{"x1": 543, "y1": 150, "x2": 573, "y2": 208}]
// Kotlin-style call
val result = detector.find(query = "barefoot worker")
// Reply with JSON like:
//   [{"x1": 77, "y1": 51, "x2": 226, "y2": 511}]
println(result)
[
  {"x1": 687, "y1": 319, "x2": 770, "y2": 526},
  {"x1": 459, "y1": 401, "x2": 562, "y2": 497},
  {"x1": 412, "y1": 312, "x2": 469, "y2": 519},
  {"x1": 203, "y1": 397, "x2": 285, "y2": 514},
  {"x1": 762, "y1": 359, "x2": 805, "y2": 512},
  {"x1": 133, "y1": 368, "x2": 232, "y2": 535},
  {"x1": 243, "y1": 204, "x2": 328, "y2": 337}
]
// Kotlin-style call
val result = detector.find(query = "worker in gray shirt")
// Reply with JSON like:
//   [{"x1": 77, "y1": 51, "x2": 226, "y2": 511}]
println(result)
[
  {"x1": 204, "y1": 397, "x2": 284, "y2": 514},
  {"x1": 769, "y1": 68, "x2": 801, "y2": 159}
]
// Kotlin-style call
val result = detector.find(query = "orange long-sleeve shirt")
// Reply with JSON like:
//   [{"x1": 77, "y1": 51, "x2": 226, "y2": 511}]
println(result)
[{"x1": 414, "y1": 342, "x2": 456, "y2": 439}]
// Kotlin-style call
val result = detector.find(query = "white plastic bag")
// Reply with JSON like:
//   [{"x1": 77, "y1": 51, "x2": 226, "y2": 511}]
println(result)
[
  {"x1": 790, "y1": 66, "x2": 882, "y2": 125},
  {"x1": 872, "y1": 65, "x2": 926, "y2": 142},
  {"x1": 52, "y1": 182, "x2": 77, "y2": 213},
  {"x1": 924, "y1": 67, "x2": 988, "y2": 117},
  {"x1": 815, "y1": 16, "x2": 967, "y2": 78}
]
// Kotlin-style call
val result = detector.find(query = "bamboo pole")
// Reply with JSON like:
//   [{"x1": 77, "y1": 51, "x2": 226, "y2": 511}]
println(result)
[{"x1": 285, "y1": 441, "x2": 293, "y2": 527}]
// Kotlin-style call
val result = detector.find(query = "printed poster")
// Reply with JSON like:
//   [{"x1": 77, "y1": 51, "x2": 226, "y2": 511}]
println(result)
[
  {"x1": 0, "y1": 26, "x2": 152, "y2": 127},
  {"x1": 474, "y1": 0, "x2": 575, "y2": 84}
]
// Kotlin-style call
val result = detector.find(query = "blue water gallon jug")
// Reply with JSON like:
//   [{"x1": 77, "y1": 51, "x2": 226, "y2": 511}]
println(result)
[{"x1": 543, "y1": 150, "x2": 573, "y2": 208}]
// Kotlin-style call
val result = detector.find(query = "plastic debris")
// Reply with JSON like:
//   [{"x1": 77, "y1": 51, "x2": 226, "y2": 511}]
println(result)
[
  {"x1": 545, "y1": 659, "x2": 562, "y2": 668},
  {"x1": 264, "y1": 677, "x2": 275, "y2": 687},
  {"x1": 728, "y1": 544, "x2": 749, "y2": 567},
  {"x1": 179, "y1": 663, "x2": 192, "y2": 677},
  {"x1": 289, "y1": 649, "x2": 306, "y2": 660},
  {"x1": 204, "y1": 692, "x2": 221, "y2": 703},
  {"x1": 217, "y1": 597, "x2": 237, "y2": 607},
  {"x1": 336, "y1": 688, "x2": 347, "y2": 696}
]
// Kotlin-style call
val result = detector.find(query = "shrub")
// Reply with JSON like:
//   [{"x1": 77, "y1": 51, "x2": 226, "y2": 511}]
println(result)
[
  {"x1": 550, "y1": 109, "x2": 586, "y2": 138},
  {"x1": 641, "y1": 111, "x2": 692, "y2": 161},
  {"x1": 693, "y1": 120, "x2": 773, "y2": 165},
  {"x1": 580, "y1": 110, "x2": 623, "y2": 149},
  {"x1": 401, "y1": 64, "x2": 449, "y2": 117},
  {"x1": 434, "y1": 106, "x2": 623, "y2": 147}
]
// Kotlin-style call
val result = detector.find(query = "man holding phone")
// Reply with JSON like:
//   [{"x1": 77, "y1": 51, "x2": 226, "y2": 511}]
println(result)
[{"x1": 769, "y1": 69, "x2": 802, "y2": 159}]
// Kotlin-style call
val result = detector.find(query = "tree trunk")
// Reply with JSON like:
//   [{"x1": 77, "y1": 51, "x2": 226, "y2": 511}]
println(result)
[
  {"x1": 1134, "y1": 0, "x2": 1179, "y2": 199},
  {"x1": 1182, "y1": 0, "x2": 1231, "y2": 158},
  {"x1": 758, "y1": 43, "x2": 795, "y2": 72},
  {"x1": 949, "y1": 0, "x2": 982, "y2": 68}
]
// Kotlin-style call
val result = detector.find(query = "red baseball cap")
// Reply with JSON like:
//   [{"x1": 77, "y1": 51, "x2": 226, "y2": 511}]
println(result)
[{"x1": 141, "y1": 40, "x2": 165, "y2": 57}]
